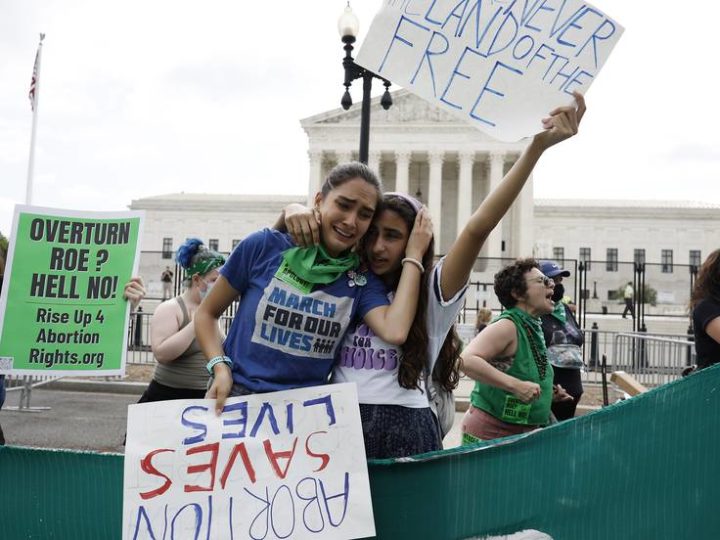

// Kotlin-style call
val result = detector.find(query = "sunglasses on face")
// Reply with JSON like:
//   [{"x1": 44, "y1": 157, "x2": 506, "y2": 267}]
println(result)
[{"x1": 527, "y1": 275, "x2": 554, "y2": 287}]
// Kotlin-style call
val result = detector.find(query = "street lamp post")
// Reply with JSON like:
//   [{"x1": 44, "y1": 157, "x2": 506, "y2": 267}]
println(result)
[{"x1": 338, "y1": 3, "x2": 392, "y2": 165}]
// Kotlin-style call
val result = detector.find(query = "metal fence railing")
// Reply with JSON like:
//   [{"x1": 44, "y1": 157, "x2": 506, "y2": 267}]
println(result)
[
  {"x1": 5, "y1": 309, "x2": 695, "y2": 411},
  {"x1": 125, "y1": 312, "x2": 236, "y2": 365},
  {"x1": 4, "y1": 375, "x2": 56, "y2": 412},
  {"x1": 457, "y1": 325, "x2": 693, "y2": 389}
]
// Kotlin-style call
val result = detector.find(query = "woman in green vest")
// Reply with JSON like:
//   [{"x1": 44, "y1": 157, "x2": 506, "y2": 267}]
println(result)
[{"x1": 460, "y1": 258, "x2": 571, "y2": 443}]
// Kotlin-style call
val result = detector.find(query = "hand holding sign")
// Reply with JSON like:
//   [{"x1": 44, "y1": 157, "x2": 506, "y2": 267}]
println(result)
[
  {"x1": 123, "y1": 384, "x2": 376, "y2": 540},
  {"x1": 534, "y1": 90, "x2": 586, "y2": 150},
  {"x1": 0, "y1": 206, "x2": 143, "y2": 376},
  {"x1": 205, "y1": 362, "x2": 234, "y2": 415},
  {"x1": 123, "y1": 276, "x2": 146, "y2": 310}
]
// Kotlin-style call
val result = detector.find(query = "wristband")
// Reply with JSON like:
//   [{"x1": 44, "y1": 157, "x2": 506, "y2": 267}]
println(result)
[
  {"x1": 401, "y1": 257, "x2": 424, "y2": 273},
  {"x1": 206, "y1": 355, "x2": 232, "y2": 375}
]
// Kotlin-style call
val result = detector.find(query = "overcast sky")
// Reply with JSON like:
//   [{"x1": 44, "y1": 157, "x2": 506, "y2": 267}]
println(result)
[{"x1": 1, "y1": 0, "x2": 718, "y2": 236}]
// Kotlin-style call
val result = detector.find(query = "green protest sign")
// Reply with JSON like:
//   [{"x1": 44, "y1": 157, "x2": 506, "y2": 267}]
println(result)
[{"x1": 0, "y1": 206, "x2": 144, "y2": 376}]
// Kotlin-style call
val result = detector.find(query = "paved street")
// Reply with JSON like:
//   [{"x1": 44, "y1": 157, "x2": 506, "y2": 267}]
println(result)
[
  {"x1": 0, "y1": 387, "x2": 138, "y2": 453},
  {"x1": 0, "y1": 384, "x2": 466, "y2": 453}
]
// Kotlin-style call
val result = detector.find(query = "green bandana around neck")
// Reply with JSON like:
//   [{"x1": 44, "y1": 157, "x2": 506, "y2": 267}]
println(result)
[
  {"x1": 503, "y1": 306, "x2": 546, "y2": 354},
  {"x1": 281, "y1": 244, "x2": 359, "y2": 285},
  {"x1": 550, "y1": 301, "x2": 567, "y2": 324}
]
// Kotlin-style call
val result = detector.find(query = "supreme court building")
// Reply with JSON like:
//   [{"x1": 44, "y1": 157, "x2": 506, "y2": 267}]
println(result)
[
  {"x1": 300, "y1": 89, "x2": 534, "y2": 259},
  {"x1": 130, "y1": 90, "x2": 720, "y2": 317}
]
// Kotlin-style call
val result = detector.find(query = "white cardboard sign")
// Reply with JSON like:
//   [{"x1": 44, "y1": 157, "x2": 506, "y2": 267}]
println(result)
[
  {"x1": 123, "y1": 383, "x2": 375, "y2": 540},
  {"x1": 356, "y1": 0, "x2": 624, "y2": 141}
]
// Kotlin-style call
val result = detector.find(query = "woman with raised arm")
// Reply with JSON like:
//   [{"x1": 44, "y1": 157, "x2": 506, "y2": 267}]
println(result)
[
  {"x1": 195, "y1": 162, "x2": 432, "y2": 415},
  {"x1": 284, "y1": 94, "x2": 586, "y2": 458}
]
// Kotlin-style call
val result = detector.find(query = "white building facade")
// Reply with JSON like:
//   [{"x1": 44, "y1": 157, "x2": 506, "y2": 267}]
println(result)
[
  {"x1": 300, "y1": 90, "x2": 535, "y2": 259},
  {"x1": 129, "y1": 193, "x2": 303, "y2": 298},
  {"x1": 129, "y1": 92, "x2": 720, "y2": 324}
]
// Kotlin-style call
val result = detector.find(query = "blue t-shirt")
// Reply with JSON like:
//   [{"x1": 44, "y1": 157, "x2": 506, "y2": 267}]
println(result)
[{"x1": 220, "y1": 228, "x2": 389, "y2": 392}]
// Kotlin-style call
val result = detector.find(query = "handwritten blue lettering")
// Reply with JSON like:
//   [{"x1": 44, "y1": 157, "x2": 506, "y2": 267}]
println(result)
[
  {"x1": 221, "y1": 401, "x2": 249, "y2": 440},
  {"x1": 303, "y1": 395, "x2": 337, "y2": 426},
  {"x1": 555, "y1": 6, "x2": 602, "y2": 48},
  {"x1": 512, "y1": 34, "x2": 535, "y2": 61},
  {"x1": 380, "y1": 15, "x2": 431, "y2": 72},
  {"x1": 296, "y1": 476, "x2": 325, "y2": 533},
  {"x1": 411, "y1": 30, "x2": 450, "y2": 96},
  {"x1": 441, "y1": 46, "x2": 485, "y2": 110},
  {"x1": 486, "y1": 4, "x2": 520, "y2": 56},
  {"x1": 470, "y1": 61, "x2": 523, "y2": 127},
  {"x1": 250, "y1": 402, "x2": 281, "y2": 438},
  {"x1": 576, "y1": 18, "x2": 616, "y2": 68},
  {"x1": 181, "y1": 406, "x2": 208, "y2": 445}
]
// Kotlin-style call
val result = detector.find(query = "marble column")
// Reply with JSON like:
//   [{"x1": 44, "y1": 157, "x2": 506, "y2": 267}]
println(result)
[
  {"x1": 368, "y1": 151, "x2": 381, "y2": 175},
  {"x1": 457, "y1": 151, "x2": 475, "y2": 237},
  {"x1": 337, "y1": 151, "x2": 352, "y2": 165},
  {"x1": 515, "y1": 170, "x2": 535, "y2": 256},
  {"x1": 394, "y1": 150, "x2": 411, "y2": 194},
  {"x1": 307, "y1": 150, "x2": 323, "y2": 204},
  {"x1": 486, "y1": 151, "x2": 506, "y2": 259},
  {"x1": 428, "y1": 151, "x2": 444, "y2": 244}
]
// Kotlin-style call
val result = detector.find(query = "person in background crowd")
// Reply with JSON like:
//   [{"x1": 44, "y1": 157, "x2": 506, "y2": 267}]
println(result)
[
  {"x1": 622, "y1": 281, "x2": 635, "y2": 319},
  {"x1": 475, "y1": 308, "x2": 493, "y2": 335},
  {"x1": 690, "y1": 249, "x2": 720, "y2": 370},
  {"x1": 139, "y1": 239, "x2": 225, "y2": 404},
  {"x1": 460, "y1": 259, "x2": 572, "y2": 443},
  {"x1": 160, "y1": 266, "x2": 174, "y2": 301},
  {"x1": 539, "y1": 260, "x2": 584, "y2": 420}
]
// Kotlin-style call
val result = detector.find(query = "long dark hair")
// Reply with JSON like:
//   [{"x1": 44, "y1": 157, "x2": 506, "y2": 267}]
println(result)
[
  {"x1": 369, "y1": 195, "x2": 461, "y2": 392},
  {"x1": 690, "y1": 249, "x2": 720, "y2": 309}
]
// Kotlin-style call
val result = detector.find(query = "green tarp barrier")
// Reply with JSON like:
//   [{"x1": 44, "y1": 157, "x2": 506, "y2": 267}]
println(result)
[{"x1": 2, "y1": 364, "x2": 720, "y2": 539}]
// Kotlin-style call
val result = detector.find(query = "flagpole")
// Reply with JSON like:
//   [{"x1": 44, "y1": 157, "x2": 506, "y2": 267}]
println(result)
[{"x1": 26, "y1": 33, "x2": 45, "y2": 206}]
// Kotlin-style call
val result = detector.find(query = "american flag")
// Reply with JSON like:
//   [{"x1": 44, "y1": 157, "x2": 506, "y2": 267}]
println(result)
[{"x1": 28, "y1": 34, "x2": 45, "y2": 112}]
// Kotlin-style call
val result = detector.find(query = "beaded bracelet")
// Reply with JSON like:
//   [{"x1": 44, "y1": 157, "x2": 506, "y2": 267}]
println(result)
[
  {"x1": 206, "y1": 355, "x2": 232, "y2": 375},
  {"x1": 401, "y1": 257, "x2": 424, "y2": 273}
]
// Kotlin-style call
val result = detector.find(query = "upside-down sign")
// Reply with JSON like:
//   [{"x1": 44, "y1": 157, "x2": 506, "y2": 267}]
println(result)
[{"x1": 123, "y1": 383, "x2": 375, "y2": 540}]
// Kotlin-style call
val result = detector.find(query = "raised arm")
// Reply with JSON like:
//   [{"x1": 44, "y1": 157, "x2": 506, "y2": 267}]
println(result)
[
  {"x1": 195, "y1": 276, "x2": 239, "y2": 414},
  {"x1": 461, "y1": 319, "x2": 541, "y2": 403},
  {"x1": 362, "y1": 208, "x2": 433, "y2": 344},
  {"x1": 440, "y1": 92, "x2": 587, "y2": 299}
]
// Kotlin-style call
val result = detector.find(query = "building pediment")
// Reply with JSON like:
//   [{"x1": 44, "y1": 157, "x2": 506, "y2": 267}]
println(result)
[{"x1": 301, "y1": 89, "x2": 469, "y2": 127}]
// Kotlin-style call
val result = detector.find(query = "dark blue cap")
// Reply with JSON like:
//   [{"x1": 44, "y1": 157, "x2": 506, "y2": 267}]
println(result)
[{"x1": 540, "y1": 260, "x2": 571, "y2": 278}]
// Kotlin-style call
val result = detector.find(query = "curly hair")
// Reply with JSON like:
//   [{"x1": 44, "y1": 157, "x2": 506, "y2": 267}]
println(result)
[
  {"x1": 366, "y1": 195, "x2": 461, "y2": 392},
  {"x1": 494, "y1": 258, "x2": 540, "y2": 309},
  {"x1": 690, "y1": 249, "x2": 720, "y2": 309}
]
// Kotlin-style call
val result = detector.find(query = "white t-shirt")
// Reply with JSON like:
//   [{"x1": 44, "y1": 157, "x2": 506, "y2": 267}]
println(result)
[{"x1": 332, "y1": 258, "x2": 467, "y2": 407}]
